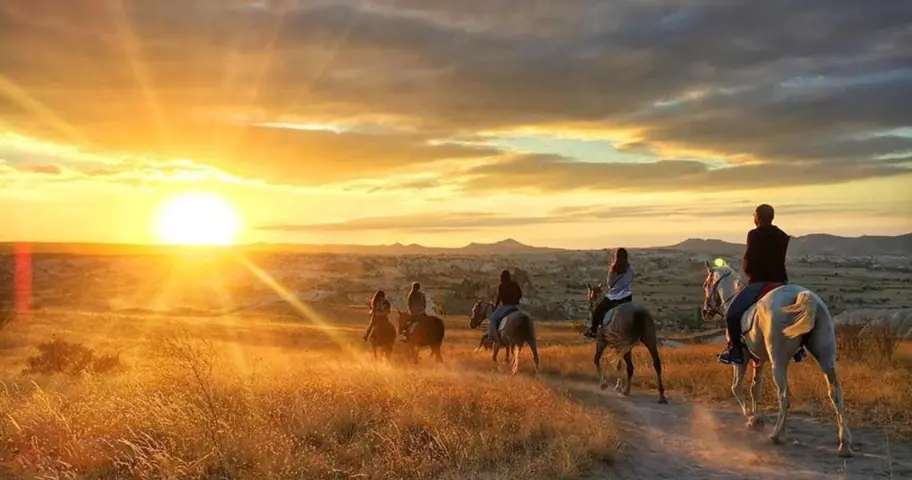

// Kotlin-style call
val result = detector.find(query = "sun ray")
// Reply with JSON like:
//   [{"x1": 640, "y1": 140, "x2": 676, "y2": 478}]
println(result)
[
  {"x1": 107, "y1": 0, "x2": 170, "y2": 144},
  {"x1": 0, "y1": 74, "x2": 88, "y2": 145},
  {"x1": 234, "y1": 254, "x2": 360, "y2": 357}
]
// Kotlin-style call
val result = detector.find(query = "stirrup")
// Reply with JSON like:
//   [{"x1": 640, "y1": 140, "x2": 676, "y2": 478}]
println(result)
[{"x1": 718, "y1": 348, "x2": 745, "y2": 366}]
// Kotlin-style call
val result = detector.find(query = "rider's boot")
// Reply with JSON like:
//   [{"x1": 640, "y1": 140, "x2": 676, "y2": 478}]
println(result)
[{"x1": 719, "y1": 341, "x2": 745, "y2": 365}]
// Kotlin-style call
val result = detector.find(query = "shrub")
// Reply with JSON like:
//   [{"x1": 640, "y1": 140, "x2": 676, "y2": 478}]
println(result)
[{"x1": 22, "y1": 339, "x2": 123, "y2": 376}]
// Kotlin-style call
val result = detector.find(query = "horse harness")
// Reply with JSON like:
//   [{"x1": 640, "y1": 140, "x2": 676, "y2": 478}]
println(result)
[{"x1": 702, "y1": 270, "x2": 736, "y2": 320}]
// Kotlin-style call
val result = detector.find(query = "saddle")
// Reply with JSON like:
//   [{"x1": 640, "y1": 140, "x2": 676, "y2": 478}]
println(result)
[
  {"x1": 497, "y1": 308, "x2": 527, "y2": 332},
  {"x1": 740, "y1": 282, "x2": 785, "y2": 336}
]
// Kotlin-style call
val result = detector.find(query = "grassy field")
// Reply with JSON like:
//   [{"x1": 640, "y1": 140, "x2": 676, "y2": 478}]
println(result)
[{"x1": 1, "y1": 305, "x2": 910, "y2": 479}]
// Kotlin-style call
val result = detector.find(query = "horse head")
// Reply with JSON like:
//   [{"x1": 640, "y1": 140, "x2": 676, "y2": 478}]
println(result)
[
  {"x1": 701, "y1": 260, "x2": 740, "y2": 323},
  {"x1": 586, "y1": 282, "x2": 603, "y2": 306},
  {"x1": 468, "y1": 299, "x2": 489, "y2": 329}
]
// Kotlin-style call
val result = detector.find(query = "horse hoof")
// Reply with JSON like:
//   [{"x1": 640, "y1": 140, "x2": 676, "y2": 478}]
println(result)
[
  {"x1": 657, "y1": 396, "x2": 668, "y2": 405},
  {"x1": 622, "y1": 389, "x2": 631, "y2": 397},
  {"x1": 599, "y1": 382, "x2": 609, "y2": 391},
  {"x1": 747, "y1": 416, "x2": 765, "y2": 429},
  {"x1": 837, "y1": 444, "x2": 855, "y2": 458},
  {"x1": 769, "y1": 436, "x2": 784, "y2": 446}
]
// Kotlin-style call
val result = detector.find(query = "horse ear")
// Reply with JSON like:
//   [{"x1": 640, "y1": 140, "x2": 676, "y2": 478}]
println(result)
[{"x1": 704, "y1": 260, "x2": 713, "y2": 271}]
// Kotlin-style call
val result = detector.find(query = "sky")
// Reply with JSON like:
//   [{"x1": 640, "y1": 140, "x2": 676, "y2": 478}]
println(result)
[{"x1": 1, "y1": 0, "x2": 911, "y2": 248}]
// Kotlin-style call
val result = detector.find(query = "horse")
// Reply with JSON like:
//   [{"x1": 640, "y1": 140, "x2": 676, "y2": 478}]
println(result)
[
  {"x1": 701, "y1": 260, "x2": 853, "y2": 457},
  {"x1": 590, "y1": 299, "x2": 667, "y2": 404},
  {"x1": 395, "y1": 310, "x2": 445, "y2": 364},
  {"x1": 367, "y1": 314, "x2": 396, "y2": 361},
  {"x1": 585, "y1": 282, "x2": 603, "y2": 314},
  {"x1": 468, "y1": 300, "x2": 540, "y2": 375}
]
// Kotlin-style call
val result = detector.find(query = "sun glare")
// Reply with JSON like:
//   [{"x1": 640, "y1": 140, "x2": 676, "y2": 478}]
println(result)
[{"x1": 155, "y1": 192, "x2": 241, "y2": 245}]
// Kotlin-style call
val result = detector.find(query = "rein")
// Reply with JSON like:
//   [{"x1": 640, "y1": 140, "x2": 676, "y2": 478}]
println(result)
[{"x1": 703, "y1": 270, "x2": 737, "y2": 319}]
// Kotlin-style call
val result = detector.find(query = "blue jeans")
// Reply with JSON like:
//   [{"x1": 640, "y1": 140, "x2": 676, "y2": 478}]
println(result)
[
  {"x1": 725, "y1": 283, "x2": 767, "y2": 346},
  {"x1": 488, "y1": 304, "x2": 516, "y2": 341}
]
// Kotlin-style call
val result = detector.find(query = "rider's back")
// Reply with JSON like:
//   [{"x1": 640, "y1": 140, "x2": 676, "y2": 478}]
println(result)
[{"x1": 743, "y1": 224, "x2": 790, "y2": 284}]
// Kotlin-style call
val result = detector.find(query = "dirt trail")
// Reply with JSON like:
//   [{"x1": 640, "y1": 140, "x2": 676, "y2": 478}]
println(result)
[{"x1": 552, "y1": 379, "x2": 912, "y2": 479}]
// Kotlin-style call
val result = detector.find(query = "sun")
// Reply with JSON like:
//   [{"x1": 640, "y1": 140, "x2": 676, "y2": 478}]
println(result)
[{"x1": 155, "y1": 192, "x2": 242, "y2": 245}]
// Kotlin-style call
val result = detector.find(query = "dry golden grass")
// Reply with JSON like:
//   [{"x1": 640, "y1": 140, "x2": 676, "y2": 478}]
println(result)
[
  {"x1": 0, "y1": 310, "x2": 616, "y2": 480},
  {"x1": 517, "y1": 326, "x2": 912, "y2": 438},
  {"x1": 2, "y1": 306, "x2": 910, "y2": 479}
]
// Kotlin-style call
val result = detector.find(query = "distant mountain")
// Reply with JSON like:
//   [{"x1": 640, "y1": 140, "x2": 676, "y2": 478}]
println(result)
[
  {"x1": 660, "y1": 238, "x2": 744, "y2": 256},
  {"x1": 789, "y1": 233, "x2": 912, "y2": 257},
  {"x1": 2, "y1": 233, "x2": 908, "y2": 257},
  {"x1": 660, "y1": 233, "x2": 912, "y2": 257},
  {"x1": 0, "y1": 238, "x2": 563, "y2": 257}
]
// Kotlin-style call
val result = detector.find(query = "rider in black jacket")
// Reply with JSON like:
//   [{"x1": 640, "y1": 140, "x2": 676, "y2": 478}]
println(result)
[{"x1": 719, "y1": 204, "x2": 790, "y2": 365}]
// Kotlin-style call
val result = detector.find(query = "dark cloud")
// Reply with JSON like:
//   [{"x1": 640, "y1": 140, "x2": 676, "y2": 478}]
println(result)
[{"x1": 1, "y1": 0, "x2": 911, "y2": 189}]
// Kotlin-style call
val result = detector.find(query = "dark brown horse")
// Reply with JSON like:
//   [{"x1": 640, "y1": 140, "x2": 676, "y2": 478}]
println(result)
[
  {"x1": 591, "y1": 300, "x2": 667, "y2": 404},
  {"x1": 367, "y1": 315, "x2": 396, "y2": 360},
  {"x1": 395, "y1": 310, "x2": 445, "y2": 363}
]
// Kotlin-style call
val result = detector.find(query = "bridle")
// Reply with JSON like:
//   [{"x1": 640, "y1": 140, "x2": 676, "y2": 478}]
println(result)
[{"x1": 702, "y1": 269, "x2": 737, "y2": 320}]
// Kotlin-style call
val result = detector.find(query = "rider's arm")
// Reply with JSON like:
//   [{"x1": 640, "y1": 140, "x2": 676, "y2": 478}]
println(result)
[
  {"x1": 742, "y1": 230, "x2": 756, "y2": 276},
  {"x1": 494, "y1": 283, "x2": 504, "y2": 307}
]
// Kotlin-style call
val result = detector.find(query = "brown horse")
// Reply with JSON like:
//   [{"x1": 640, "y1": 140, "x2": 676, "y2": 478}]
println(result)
[
  {"x1": 469, "y1": 300, "x2": 540, "y2": 375},
  {"x1": 367, "y1": 315, "x2": 396, "y2": 361},
  {"x1": 395, "y1": 310, "x2": 445, "y2": 363},
  {"x1": 591, "y1": 299, "x2": 667, "y2": 404}
]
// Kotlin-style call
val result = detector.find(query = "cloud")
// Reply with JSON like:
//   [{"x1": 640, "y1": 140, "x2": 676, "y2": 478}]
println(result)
[
  {"x1": 259, "y1": 211, "x2": 573, "y2": 233},
  {"x1": 259, "y1": 198, "x2": 907, "y2": 235},
  {"x1": 459, "y1": 154, "x2": 910, "y2": 193},
  {"x1": 1, "y1": 0, "x2": 911, "y2": 190}
]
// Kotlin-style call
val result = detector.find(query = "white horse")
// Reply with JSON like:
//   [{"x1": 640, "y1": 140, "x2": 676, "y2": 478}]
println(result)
[{"x1": 701, "y1": 260, "x2": 853, "y2": 457}]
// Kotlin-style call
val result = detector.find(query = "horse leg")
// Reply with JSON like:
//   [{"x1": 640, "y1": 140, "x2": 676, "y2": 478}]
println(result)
[
  {"x1": 643, "y1": 339, "x2": 667, "y2": 404},
  {"x1": 614, "y1": 357, "x2": 624, "y2": 392},
  {"x1": 511, "y1": 343, "x2": 522, "y2": 376},
  {"x1": 747, "y1": 362, "x2": 766, "y2": 428},
  {"x1": 594, "y1": 340, "x2": 609, "y2": 390},
  {"x1": 527, "y1": 336, "x2": 540, "y2": 376},
  {"x1": 732, "y1": 362, "x2": 748, "y2": 418},
  {"x1": 432, "y1": 343, "x2": 443, "y2": 363},
  {"x1": 807, "y1": 341, "x2": 854, "y2": 457},
  {"x1": 768, "y1": 360, "x2": 790, "y2": 445},
  {"x1": 620, "y1": 351, "x2": 634, "y2": 396}
]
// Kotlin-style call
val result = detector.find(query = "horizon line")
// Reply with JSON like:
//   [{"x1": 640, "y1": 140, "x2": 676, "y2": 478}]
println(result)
[{"x1": 0, "y1": 230, "x2": 909, "y2": 252}]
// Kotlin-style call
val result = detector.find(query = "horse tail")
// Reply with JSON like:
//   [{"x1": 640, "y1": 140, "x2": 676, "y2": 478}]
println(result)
[
  {"x1": 630, "y1": 306, "x2": 650, "y2": 343},
  {"x1": 781, "y1": 290, "x2": 818, "y2": 339}
]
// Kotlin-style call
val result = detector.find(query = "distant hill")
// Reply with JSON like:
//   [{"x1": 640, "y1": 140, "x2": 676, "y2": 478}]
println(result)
[
  {"x1": 2, "y1": 233, "x2": 908, "y2": 257},
  {"x1": 0, "y1": 238, "x2": 564, "y2": 257},
  {"x1": 660, "y1": 233, "x2": 912, "y2": 257}
]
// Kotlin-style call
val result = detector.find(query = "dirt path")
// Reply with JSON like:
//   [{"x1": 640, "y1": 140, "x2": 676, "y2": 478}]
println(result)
[{"x1": 551, "y1": 379, "x2": 912, "y2": 479}]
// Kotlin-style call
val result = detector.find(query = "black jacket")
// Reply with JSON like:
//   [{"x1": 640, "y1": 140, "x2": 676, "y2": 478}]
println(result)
[
  {"x1": 495, "y1": 280, "x2": 523, "y2": 306},
  {"x1": 742, "y1": 224, "x2": 790, "y2": 284}
]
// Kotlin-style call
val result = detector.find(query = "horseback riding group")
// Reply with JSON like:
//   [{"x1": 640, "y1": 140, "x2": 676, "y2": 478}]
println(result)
[{"x1": 360, "y1": 204, "x2": 853, "y2": 457}]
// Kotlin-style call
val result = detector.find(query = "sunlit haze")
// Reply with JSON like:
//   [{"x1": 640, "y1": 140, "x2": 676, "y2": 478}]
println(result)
[{"x1": 1, "y1": 1, "x2": 910, "y2": 248}]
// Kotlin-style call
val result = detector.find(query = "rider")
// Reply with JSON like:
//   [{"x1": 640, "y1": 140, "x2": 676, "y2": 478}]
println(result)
[
  {"x1": 363, "y1": 290, "x2": 391, "y2": 341},
  {"x1": 488, "y1": 270, "x2": 523, "y2": 343},
  {"x1": 719, "y1": 204, "x2": 791, "y2": 365},
  {"x1": 585, "y1": 247, "x2": 635, "y2": 339},
  {"x1": 404, "y1": 282, "x2": 427, "y2": 337}
]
